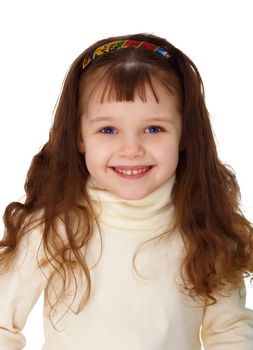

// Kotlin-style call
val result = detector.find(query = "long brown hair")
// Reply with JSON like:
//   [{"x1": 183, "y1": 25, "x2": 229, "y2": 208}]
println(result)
[{"x1": 1, "y1": 32, "x2": 253, "y2": 329}]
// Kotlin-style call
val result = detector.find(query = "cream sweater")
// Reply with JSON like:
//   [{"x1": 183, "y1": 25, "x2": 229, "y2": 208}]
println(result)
[{"x1": 1, "y1": 174, "x2": 253, "y2": 349}]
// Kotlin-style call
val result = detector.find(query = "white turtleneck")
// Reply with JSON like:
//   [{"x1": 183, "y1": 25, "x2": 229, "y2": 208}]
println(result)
[
  {"x1": 0, "y1": 174, "x2": 253, "y2": 350},
  {"x1": 86, "y1": 173, "x2": 176, "y2": 232}
]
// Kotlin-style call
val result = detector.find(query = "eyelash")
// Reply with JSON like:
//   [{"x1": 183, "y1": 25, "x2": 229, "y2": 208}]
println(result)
[{"x1": 98, "y1": 125, "x2": 165, "y2": 135}]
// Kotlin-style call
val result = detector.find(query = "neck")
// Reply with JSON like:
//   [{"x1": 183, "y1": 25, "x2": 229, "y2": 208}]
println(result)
[{"x1": 85, "y1": 174, "x2": 176, "y2": 232}]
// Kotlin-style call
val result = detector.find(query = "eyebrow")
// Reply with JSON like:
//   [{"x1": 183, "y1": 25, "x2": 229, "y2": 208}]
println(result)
[{"x1": 89, "y1": 116, "x2": 175, "y2": 124}]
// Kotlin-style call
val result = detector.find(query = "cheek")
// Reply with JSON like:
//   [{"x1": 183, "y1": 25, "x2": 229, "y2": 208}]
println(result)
[
  {"x1": 84, "y1": 142, "x2": 108, "y2": 167},
  {"x1": 157, "y1": 138, "x2": 180, "y2": 165},
  {"x1": 84, "y1": 135, "x2": 121, "y2": 162},
  {"x1": 156, "y1": 136, "x2": 180, "y2": 154}
]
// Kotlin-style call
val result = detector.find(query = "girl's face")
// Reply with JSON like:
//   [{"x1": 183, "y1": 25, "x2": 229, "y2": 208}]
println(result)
[{"x1": 78, "y1": 78, "x2": 182, "y2": 200}]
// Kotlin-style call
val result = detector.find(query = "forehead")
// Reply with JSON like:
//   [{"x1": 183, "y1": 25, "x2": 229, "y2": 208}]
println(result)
[
  {"x1": 82, "y1": 90, "x2": 182, "y2": 136},
  {"x1": 79, "y1": 68, "x2": 181, "y2": 116}
]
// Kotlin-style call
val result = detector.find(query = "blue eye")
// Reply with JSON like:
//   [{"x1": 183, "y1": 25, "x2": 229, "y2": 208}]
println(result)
[
  {"x1": 100, "y1": 127, "x2": 117, "y2": 134},
  {"x1": 99, "y1": 125, "x2": 164, "y2": 135},
  {"x1": 146, "y1": 125, "x2": 164, "y2": 133}
]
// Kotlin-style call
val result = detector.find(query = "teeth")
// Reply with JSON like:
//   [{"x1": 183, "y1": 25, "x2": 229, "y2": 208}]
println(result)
[{"x1": 115, "y1": 167, "x2": 149, "y2": 175}]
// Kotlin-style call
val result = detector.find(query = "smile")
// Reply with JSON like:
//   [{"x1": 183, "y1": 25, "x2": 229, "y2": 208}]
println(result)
[{"x1": 111, "y1": 166, "x2": 153, "y2": 179}]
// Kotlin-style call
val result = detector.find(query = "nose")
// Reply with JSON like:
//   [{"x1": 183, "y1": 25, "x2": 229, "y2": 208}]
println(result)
[{"x1": 118, "y1": 134, "x2": 145, "y2": 157}]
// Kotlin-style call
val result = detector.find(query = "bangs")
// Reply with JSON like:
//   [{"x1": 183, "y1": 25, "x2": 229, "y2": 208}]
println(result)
[
  {"x1": 79, "y1": 62, "x2": 182, "y2": 114},
  {"x1": 99, "y1": 65, "x2": 175, "y2": 103}
]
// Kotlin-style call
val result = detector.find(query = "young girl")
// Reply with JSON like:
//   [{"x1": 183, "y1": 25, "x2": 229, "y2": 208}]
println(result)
[{"x1": 0, "y1": 32, "x2": 253, "y2": 350}]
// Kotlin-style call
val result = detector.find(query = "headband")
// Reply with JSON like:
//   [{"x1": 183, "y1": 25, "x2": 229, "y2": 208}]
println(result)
[{"x1": 82, "y1": 40, "x2": 171, "y2": 70}]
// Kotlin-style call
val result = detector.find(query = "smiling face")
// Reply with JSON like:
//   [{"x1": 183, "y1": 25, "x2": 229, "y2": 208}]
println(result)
[{"x1": 78, "y1": 75, "x2": 182, "y2": 200}]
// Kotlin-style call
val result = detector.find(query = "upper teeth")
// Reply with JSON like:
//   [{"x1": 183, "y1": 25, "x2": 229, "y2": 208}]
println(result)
[{"x1": 115, "y1": 167, "x2": 149, "y2": 175}]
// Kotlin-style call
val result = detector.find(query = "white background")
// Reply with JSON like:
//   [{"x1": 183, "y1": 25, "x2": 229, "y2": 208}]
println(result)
[{"x1": 0, "y1": 0, "x2": 252, "y2": 349}]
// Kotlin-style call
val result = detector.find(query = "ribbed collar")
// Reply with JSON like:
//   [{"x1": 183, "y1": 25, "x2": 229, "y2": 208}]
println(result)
[{"x1": 85, "y1": 174, "x2": 176, "y2": 232}]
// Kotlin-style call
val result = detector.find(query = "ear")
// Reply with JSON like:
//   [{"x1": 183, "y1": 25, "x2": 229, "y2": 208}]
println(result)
[
  {"x1": 179, "y1": 137, "x2": 185, "y2": 152},
  {"x1": 77, "y1": 132, "x2": 85, "y2": 153},
  {"x1": 179, "y1": 144, "x2": 184, "y2": 152}
]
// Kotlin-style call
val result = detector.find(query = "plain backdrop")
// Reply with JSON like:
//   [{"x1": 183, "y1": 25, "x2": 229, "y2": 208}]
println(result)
[{"x1": 0, "y1": 0, "x2": 252, "y2": 349}]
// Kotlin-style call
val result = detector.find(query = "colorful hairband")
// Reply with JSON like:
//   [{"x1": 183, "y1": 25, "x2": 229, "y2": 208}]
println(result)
[{"x1": 82, "y1": 40, "x2": 171, "y2": 70}]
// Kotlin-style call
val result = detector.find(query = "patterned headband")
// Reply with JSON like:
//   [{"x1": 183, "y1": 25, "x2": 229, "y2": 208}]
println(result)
[{"x1": 82, "y1": 40, "x2": 172, "y2": 70}]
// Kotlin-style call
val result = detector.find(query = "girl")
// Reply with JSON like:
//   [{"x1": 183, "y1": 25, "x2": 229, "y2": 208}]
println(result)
[{"x1": 0, "y1": 32, "x2": 253, "y2": 350}]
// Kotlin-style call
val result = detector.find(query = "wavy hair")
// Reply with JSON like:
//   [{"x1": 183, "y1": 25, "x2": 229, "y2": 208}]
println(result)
[{"x1": 1, "y1": 32, "x2": 253, "y2": 329}]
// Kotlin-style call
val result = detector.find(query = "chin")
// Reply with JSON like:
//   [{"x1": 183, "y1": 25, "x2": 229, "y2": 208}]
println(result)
[{"x1": 115, "y1": 190, "x2": 150, "y2": 201}]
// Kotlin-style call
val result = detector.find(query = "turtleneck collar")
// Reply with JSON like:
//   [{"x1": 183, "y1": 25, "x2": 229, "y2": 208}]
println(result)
[{"x1": 85, "y1": 174, "x2": 176, "y2": 232}]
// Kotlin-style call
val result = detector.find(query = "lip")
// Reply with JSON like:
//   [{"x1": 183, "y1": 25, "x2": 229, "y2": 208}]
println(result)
[
  {"x1": 111, "y1": 165, "x2": 154, "y2": 171},
  {"x1": 111, "y1": 166, "x2": 154, "y2": 179}
]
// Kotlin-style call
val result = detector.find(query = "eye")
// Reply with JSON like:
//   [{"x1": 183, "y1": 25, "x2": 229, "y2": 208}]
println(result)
[
  {"x1": 145, "y1": 125, "x2": 164, "y2": 133},
  {"x1": 99, "y1": 126, "x2": 117, "y2": 134},
  {"x1": 98, "y1": 125, "x2": 165, "y2": 135}
]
